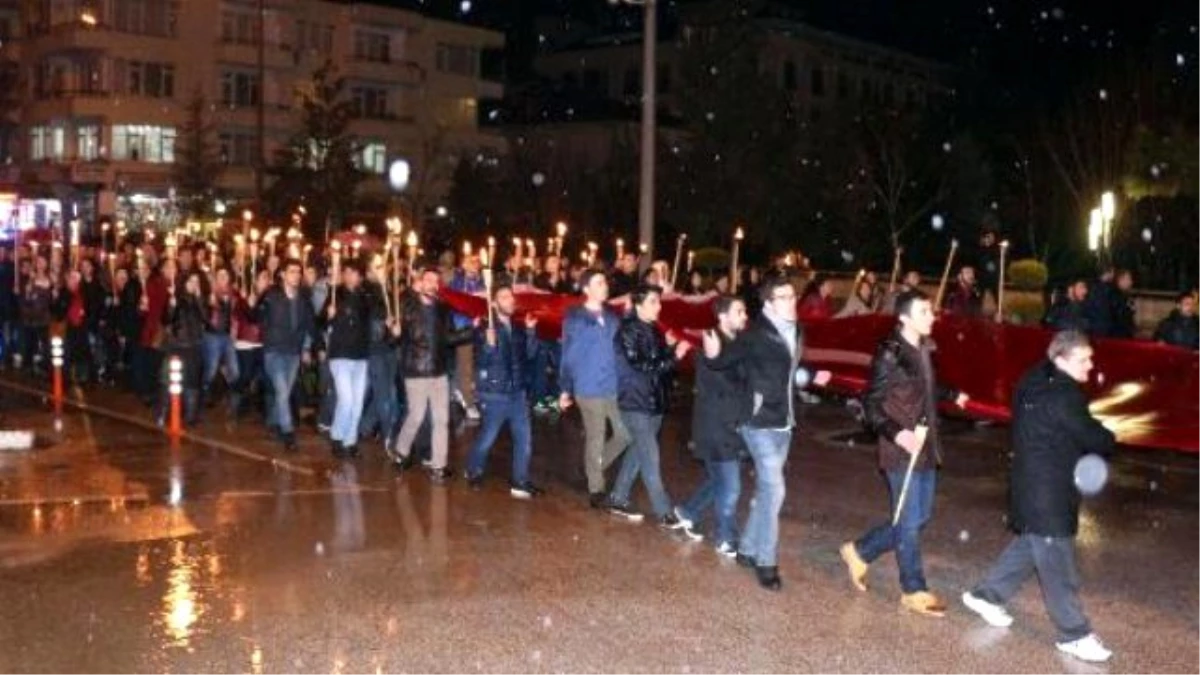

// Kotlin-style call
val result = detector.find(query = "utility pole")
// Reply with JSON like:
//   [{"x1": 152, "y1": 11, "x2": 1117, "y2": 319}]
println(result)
[
  {"x1": 637, "y1": 0, "x2": 656, "y2": 267},
  {"x1": 255, "y1": 0, "x2": 266, "y2": 216}
]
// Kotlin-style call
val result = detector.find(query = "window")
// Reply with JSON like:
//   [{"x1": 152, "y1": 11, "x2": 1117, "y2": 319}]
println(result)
[
  {"x1": 351, "y1": 86, "x2": 389, "y2": 119},
  {"x1": 622, "y1": 66, "x2": 639, "y2": 97},
  {"x1": 435, "y1": 42, "x2": 479, "y2": 76},
  {"x1": 111, "y1": 0, "x2": 178, "y2": 37},
  {"x1": 77, "y1": 125, "x2": 100, "y2": 160},
  {"x1": 220, "y1": 10, "x2": 259, "y2": 45},
  {"x1": 111, "y1": 124, "x2": 175, "y2": 162},
  {"x1": 296, "y1": 20, "x2": 334, "y2": 52},
  {"x1": 782, "y1": 60, "x2": 797, "y2": 90},
  {"x1": 221, "y1": 71, "x2": 260, "y2": 108},
  {"x1": 357, "y1": 142, "x2": 386, "y2": 174},
  {"x1": 353, "y1": 30, "x2": 389, "y2": 63},
  {"x1": 119, "y1": 60, "x2": 175, "y2": 98},
  {"x1": 837, "y1": 71, "x2": 850, "y2": 99},
  {"x1": 218, "y1": 132, "x2": 257, "y2": 166},
  {"x1": 810, "y1": 65, "x2": 825, "y2": 97},
  {"x1": 657, "y1": 65, "x2": 671, "y2": 94},
  {"x1": 29, "y1": 125, "x2": 66, "y2": 161}
]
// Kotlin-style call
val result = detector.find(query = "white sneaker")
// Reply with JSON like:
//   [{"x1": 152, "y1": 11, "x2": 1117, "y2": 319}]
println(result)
[
  {"x1": 465, "y1": 404, "x2": 481, "y2": 421},
  {"x1": 962, "y1": 591, "x2": 1014, "y2": 628},
  {"x1": 672, "y1": 506, "x2": 695, "y2": 529},
  {"x1": 714, "y1": 541, "x2": 737, "y2": 558},
  {"x1": 1056, "y1": 633, "x2": 1112, "y2": 663}
]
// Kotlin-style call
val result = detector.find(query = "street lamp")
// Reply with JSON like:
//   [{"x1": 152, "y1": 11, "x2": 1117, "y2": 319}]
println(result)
[
  {"x1": 1100, "y1": 190, "x2": 1116, "y2": 257},
  {"x1": 1088, "y1": 208, "x2": 1102, "y2": 253},
  {"x1": 609, "y1": 0, "x2": 656, "y2": 269}
]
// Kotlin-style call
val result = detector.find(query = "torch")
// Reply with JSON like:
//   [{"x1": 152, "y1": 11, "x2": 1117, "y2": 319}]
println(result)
[
  {"x1": 249, "y1": 227, "x2": 261, "y2": 281},
  {"x1": 480, "y1": 247, "x2": 495, "y2": 329},
  {"x1": 587, "y1": 241, "x2": 598, "y2": 267},
  {"x1": 487, "y1": 236, "x2": 496, "y2": 269},
  {"x1": 615, "y1": 237, "x2": 625, "y2": 262},
  {"x1": 329, "y1": 240, "x2": 343, "y2": 311},
  {"x1": 406, "y1": 231, "x2": 419, "y2": 280},
  {"x1": 933, "y1": 239, "x2": 960, "y2": 313},
  {"x1": 996, "y1": 240, "x2": 1010, "y2": 322},
  {"x1": 554, "y1": 221, "x2": 567, "y2": 257},
  {"x1": 373, "y1": 253, "x2": 392, "y2": 322},
  {"x1": 730, "y1": 227, "x2": 744, "y2": 294},
  {"x1": 670, "y1": 233, "x2": 687, "y2": 289}
]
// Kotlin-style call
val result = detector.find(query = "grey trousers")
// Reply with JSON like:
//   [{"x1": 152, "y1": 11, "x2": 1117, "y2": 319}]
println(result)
[
  {"x1": 393, "y1": 376, "x2": 451, "y2": 469},
  {"x1": 972, "y1": 534, "x2": 1092, "y2": 642},
  {"x1": 576, "y1": 396, "x2": 630, "y2": 494}
]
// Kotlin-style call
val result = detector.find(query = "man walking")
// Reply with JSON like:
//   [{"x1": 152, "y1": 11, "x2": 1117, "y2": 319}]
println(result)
[
  {"x1": 838, "y1": 289, "x2": 968, "y2": 616},
  {"x1": 559, "y1": 269, "x2": 629, "y2": 508},
  {"x1": 464, "y1": 284, "x2": 542, "y2": 498},
  {"x1": 961, "y1": 330, "x2": 1116, "y2": 663},
  {"x1": 677, "y1": 295, "x2": 749, "y2": 555},
  {"x1": 250, "y1": 259, "x2": 315, "y2": 452},
  {"x1": 703, "y1": 276, "x2": 830, "y2": 590},
  {"x1": 605, "y1": 284, "x2": 693, "y2": 530}
]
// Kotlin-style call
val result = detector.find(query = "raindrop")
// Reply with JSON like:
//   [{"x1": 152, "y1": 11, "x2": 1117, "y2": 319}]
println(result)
[
  {"x1": 1098, "y1": 89, "x2": 1108, "y2": 101},
  {"x1": 1051, "y1": 7, "x2": 1064, "y2": 19},
  {"x1": 315, "y1": 542, "x2": 325, "y2": 555},
  {"x1": 541, "y1": 615, "x2": 553, "y2": 628},
  {"x1": 531, "y1": 650, "x2": 542, "y2": 662},
  {"x1": 930, "y1": 214, "x2": 945, "y2": 231},
  {"x1": 1096, "y1": 372, "x2": 1105, "y2": 385},
  {"x1": 942, "y1": 141, "x2": 952, "y2": 152},
  {"x1": 1149, "y1": 480, "x2": 1158, "y2": 491},
  {"x1": 840, "y1": 250, "x2": 854, "y2": 263},
  {"x1": 1176, "y1": 53, "x2": 1186, "y2": 67},
  {"x1": 708, "y1": 66, "x2": 719, "y2": 76},
  {"x1": 459, "y1": 0, "x2": 471, "y2": 13},
  {"x1": 531, "y1": 172, "x2": 545, "y2": 187},
  {"x1": 958, "y1": 530, "x2": 970, "y2": 542},
  {"x1": 1150, "y1": 164, "x2": 1161, "y2": 178},
  {"x1": 705, "y1": 111, "x2": 715, "y2": 122},
  {"x1": 1141, "y1": 228, "x2": 1152, "y2": 243}
]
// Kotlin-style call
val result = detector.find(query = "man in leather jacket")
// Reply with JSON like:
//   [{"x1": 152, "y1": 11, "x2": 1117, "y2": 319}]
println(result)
[
  {"x1": 390, "y1": 265, "x2": 475, "y2": 482},
  {"x1": 605, "y1": 284, "x2": 693, "y2": 529},
  {"x1": 839, "y1": 289, "x2": 968, "y2": 617},
  {"x1": 464, "y1": 284, "x2": 542, "y2": 498}
]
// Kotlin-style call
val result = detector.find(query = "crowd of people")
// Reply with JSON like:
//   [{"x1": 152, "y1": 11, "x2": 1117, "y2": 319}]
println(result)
[{"x1": 0, "y1": 228, "x2": 1178, "y2": 665}]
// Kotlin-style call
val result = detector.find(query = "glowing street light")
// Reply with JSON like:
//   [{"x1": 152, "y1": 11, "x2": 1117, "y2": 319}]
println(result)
[{"x1": 1088, "y1": 208, "x2": 1103, "y2": 252}]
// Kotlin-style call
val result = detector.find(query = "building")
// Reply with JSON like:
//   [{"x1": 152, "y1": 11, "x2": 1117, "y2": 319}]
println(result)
[{"x1": 0, "y1": 0, "x2": 504, "y2": 232}]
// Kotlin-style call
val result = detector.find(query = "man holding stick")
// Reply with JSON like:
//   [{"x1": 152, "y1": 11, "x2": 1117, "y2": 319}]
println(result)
[{"x1": 839, "y1": 289, "x2": 968, "y2": 616}]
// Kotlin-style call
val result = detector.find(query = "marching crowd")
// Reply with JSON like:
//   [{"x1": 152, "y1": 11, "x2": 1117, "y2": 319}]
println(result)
[{"x1": 0, "y1": 230, "x2": 1182, "y2": 665}]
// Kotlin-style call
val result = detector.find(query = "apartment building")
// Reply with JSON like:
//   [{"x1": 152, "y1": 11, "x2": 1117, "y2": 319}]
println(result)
[{"x1": 0, "y1": 0, "x2": 503, "y2": 228}]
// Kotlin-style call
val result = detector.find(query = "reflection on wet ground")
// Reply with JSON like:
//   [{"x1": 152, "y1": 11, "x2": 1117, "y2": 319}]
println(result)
[{"x1": 0, "y1": 384, "x2": 1195, "y2": 672}]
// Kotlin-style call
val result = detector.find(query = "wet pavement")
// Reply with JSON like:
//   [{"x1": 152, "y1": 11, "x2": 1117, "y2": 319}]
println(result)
[{"x1": 0, "y1": 375, "x2": 1195, "y2": 673}]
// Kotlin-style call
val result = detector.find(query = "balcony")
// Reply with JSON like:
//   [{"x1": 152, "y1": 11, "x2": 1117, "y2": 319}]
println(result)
[
  {"x1": 343, "y1": 57, "x2": 424, "y2": 88},
  {"x1": 214, "y1": 40, "x2": 294, "y2": 70}
]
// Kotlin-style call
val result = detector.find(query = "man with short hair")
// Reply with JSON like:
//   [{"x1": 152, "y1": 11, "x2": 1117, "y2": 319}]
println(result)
[
  {"x1": 962, "y1": 330, "x2": 1116, "y2": 663},
  {"x1": 464, "y1": 284, "x2": 542, "y2": 498},
  {"x1": 250, "y1": 259, "x2": 315, "y2": 452},
  {"x1": 1152, "y1": 291, "x2": 1198, "y2": 350},
  {"x1": 1108, "y1": 269, "x2": 1136, "y2": 338},
  {"x1": 944, "y1": 265, "x2": 983, "y2": 316},
  {"x1": 1043, "y1": 278, "x2": 1091, "y2": 333},
  {"x1": 559, "y1": 269, "x2": 629, "y2": 508},
  {"x1": 703, "y1": 275, "x2": 831, "y2": 590},
  {"x1": 838, "y1": 289, "x2": 969, "y2": 616}
]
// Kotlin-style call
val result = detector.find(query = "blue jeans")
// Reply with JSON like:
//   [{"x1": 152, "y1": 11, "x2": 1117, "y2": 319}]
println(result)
[
  {"x1": 739, "y1": 427, "x2": 792, "y2": 567},
  {"x1": 359, "y1": 350, "x2": 399, "y2": 439},
  {"x1": 530, "y1": 339, "x2": 558, "y2": 401},
  {"x1": 202, "y1": 332, "x2": 239, "y2": 389},
  {"x1": 263, "y1": 351, "x2": 301, "y2": 434},
  {"x1": 610, "y1": 411, "x2": 671, "y2": 519},
  {"x1": 679, "y1": 459, "x2": 741, "y2": 547},
  {"x1": 854, "y1": 469, "x2": 937, "y2": 593},
  {"x1": 329, "y1": 358, "x2": 368, "y2": 446},
  {"x1": 466, "y1": 391, "x2": 533, "y2": 486}
]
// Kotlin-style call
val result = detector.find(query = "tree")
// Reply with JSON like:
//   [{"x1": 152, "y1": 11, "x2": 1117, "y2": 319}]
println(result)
[
  {"x1": 171, "y1": 89, "x2": 224, "y2": 218},
  {"x1": 266, "y1": 62, "x2": 363, "y2": 238}
]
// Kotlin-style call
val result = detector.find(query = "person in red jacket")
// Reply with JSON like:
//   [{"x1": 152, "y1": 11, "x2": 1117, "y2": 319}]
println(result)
[
  {"x1": 133, "y1": 258, "x2": 172, "y2": 406},
  {"x1": 797, "y1": 274, "x2": 836, "y2": 321}
]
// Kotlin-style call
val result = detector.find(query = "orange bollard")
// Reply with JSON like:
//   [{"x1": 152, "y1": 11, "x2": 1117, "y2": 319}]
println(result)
[
  {"x1": 167, "y1": 356, "x2": 183, "y2": 439},
  {"x1": 49, "y1": 336, "x2": 64, "y2": 416}
]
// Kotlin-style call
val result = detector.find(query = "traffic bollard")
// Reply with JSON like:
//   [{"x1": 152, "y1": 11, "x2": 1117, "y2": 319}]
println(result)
[{"x1": 167, "y1": 356, "x2": 183, "y2": 439}]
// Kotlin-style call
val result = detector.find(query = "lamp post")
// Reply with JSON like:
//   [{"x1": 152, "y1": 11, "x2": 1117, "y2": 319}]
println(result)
[
  {"x1": 1100, "y1": 190, "x2": 1116, "y2": 265},
  {"x1": 609, "y1": 0, "x2": 656, "y2": 269}
]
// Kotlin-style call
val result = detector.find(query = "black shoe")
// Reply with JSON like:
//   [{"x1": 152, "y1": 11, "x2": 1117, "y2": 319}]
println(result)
[
  {"x1": 428, "y1": 467, "x2": 452, "y2": 485},
  {"x1": 344, "y1": 444, "x2": 360, "y2": 458},
  {"x1": 736, "y1": 552, "x2": 757, "y2": 569},
  {"x1": 606, "y1": 501, "x2": 645, "y2": 523},
  {"x1": 589, "y1": 492, "x2": 608, "y2": 509},
  {"x1": 282, "y1": 432, "x2": 298, "y2": 453},
  {"x1": 466, "y1": 472, "x2": 484, "y2": 490},
  {"x1": 659, "y1": 513, "x2": 686, "y2": 530},
  {"x1": 510, "y1": 482, "x2": 543, "y2": 499},
  {"x1": 393, "y1": 453, "x2": 415, "y2": 472},
  {"x1": 755, "y1": 565, "x2": 782, "y2": 591},
  {"x1": 331, "y1": 441, "x2": 347, "y2": 458}
]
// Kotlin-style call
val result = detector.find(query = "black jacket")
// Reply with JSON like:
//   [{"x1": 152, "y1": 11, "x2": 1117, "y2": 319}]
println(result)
[
  {"x1": 365, "y1": 281, "x2": 399, "y2": 356},
  {"x1": 163, "y1": 292, "x2": 207, "y2": 349},
  {"x1": 1153, "y1": 310, "x2": 1199, "y2": 350},
  {"x1": 691, "y1": 330, "x2": 749, "y2": 461},
  {"x1": 1042, "y1": 299, "x2": 1091, "y2": 334},
  {"x1": 475, "y1": 318, "x2": 536, "y2": 396},
  {"x1": 253, "y1": 285, "x2": 315, "y2": 355},
  {"x1": 1108, "y1": 288, "x2": 1136, "y2": 339},
  {"x1": 323, "y1": 284, "x2": 374, "y2": 360},
  {"x1": 397, "y1": 292, "x2": 472, "y2": 378},
  {"x1": 615, "y1": 315, "x2": 677, "y2": 414},
  {"x1": 707, "y1": 315, "x2": 810, "y2": 430},
  {"x1": 1009, "y1": 360, "x2": 1115, "y2": 537},
  {"x1": 862, "y1": 330, "x2": 958, "y2": 471}
]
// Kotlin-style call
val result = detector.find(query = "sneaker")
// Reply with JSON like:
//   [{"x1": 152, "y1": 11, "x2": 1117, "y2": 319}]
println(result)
[
  {"x1": 1056, "y1": 634, "x2": 1112, "y2": 663},
  {"x1": 533, "y1": 400, "x2": 550, "y2": 415},
  {"x1": 755, "y1": 565, "x2": 782, "y2": 591},
  {"x1": 589, "y1": 492, "x2": 608, "y2": 510},
  {"x1": 961, "y1": 591, "x2": 1014, "y2": 628},
  {"x1": 282, "y1": 432, "x2": 298, "y2": 453},
  {"x1": 736, "y1": 552, "x2": 757, "y2": 569},
  {"x1": 662, "y1": 512, "x2": 703, "y2": 541},
  {"x1": 465, "y1": 472, "x2": 484, "y2": 490},
  {"x1": 510, "y1": 483, "x2": 543, "y2": 500},
  {"x1": 465, "y1": 404, "x2": 481, "y2": 421},
  {"x1": 428, "y1": 467, "x2": 452, "y2": 485},
  {"x1": 715, "y1": 541, "x2": 737, "y2": 558},
  {"x1": 606, "y1": 501, "x2": 645, "y2": 522},
  {"x1": 672, "y1": 506, "x2": 695, "y2": 530}
]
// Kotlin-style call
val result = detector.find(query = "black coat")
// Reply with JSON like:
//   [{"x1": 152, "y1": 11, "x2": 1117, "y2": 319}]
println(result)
[
  {"x1": 397, "y1": 292, "x2": 472, "y2": 378},
  {"x1": 1042, "y1": 299, "x2": 1091, "y2": 334},
  {"x1": 615, "y1": 315, "x2": 677, "y2": 414},
  {"x1": 474, "y1": 318, "x2": 536, "y2": 396},
  {"x1": 1009, "y1": 360, "x2": 1115, "y2": 537},
  {"x1": 322, "y1": 284, "x2": 374, "y2": 360},
  {"x1": 707, "y1": 315, "x2": 809, "y2": 430},
  {"x1": 1153, "y1": 310, "x2": 1199, "y2": 350},
  {"x1": 253, "y1": 285, "x2": 316, "y2": 355},
  {"x1": 691, "y1": 330, "x2": 749, "y2": 461},
  {"x1": 1108, "y1": 289, "x2": 1136, "y2": 339}
]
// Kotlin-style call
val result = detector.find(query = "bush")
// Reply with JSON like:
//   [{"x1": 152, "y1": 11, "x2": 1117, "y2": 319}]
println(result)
[
  {"x1": 1005, "y1": 294, "x2": 1045, "y2": 325},
  {"x1": 1007, "y1": 258, "x2": 1048, "y2": 291},
  {"x1": 692, "y1": 247, "x2": 731, "y2": 271}
]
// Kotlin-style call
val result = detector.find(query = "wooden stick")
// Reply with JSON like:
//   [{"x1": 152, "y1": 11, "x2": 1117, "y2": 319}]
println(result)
[
  {"x1": 996, "y1": 241, "x2": 1010, "y2": 322},
  {"x1": 933, "y1": 239, "x2": 959, "y2": 312},
  {"x1": 892, "y1": 425, "x2": 929, "y2": 525},
  {"x1": 670, "y1": 234, "x2": 686, "y2": 288},
  {"x1": 729, "y1": 228, "x2": 744, "y2": 294}
]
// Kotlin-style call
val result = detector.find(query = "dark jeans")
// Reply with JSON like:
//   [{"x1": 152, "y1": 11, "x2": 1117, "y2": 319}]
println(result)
[
  {"x1": 854, "y1": 469, "x2": 937, "y2": 593},
  {"x1": 22, "y1": 325, "x2": 49, "y2": 371},
  {"x1": 132, "y1": 345, "x2": 163, "y2": 403},
  {"x1": 679, "y1": 458, "x2": 742, "y2": 547},
  {"x1": 359, "y1": 350, "x2": 399, "y2": 439},
  {"x1": 973, "y1": 534, "x2": 1092, "y2": 642},
  {"x1": 263, "y1": 351, "x2": 301, "y2": 434},
  {"x1": 738, "y1": 427, "x2": 792, "y2": 567},
  {"x1": 318, "y1": 357, "x2": 336, "y2": 427},
  {"x1": 234, "y1": 346, "x2": 264, "y2": 415},
  {"x1": 64, "y1": 326, "x2": 94, "y2": 383},
  {"x1": 530, "y1": 339, "x2": 559, "y2": 401},
  {"x1": 610, "y1": 411, "x2": 671, "y2": 519},
  {"x1": 202, "y1": 332, "x2": 240, "y2": 391},
  {"x1": 466, "y1": 391, "x2": 533, "y2": 486}
]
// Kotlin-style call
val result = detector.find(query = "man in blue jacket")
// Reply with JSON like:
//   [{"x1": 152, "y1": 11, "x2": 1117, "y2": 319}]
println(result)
[
  {"x1": 464, "y1": 284, "x2": 543, "y2": 499},
  {"x1": 559, "y1": 269, "x2": 629, "y2": 508}
]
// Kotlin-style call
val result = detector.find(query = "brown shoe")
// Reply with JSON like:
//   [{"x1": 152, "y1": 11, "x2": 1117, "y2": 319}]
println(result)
[
  {"x1": 901, "y1": 591, "x2": 947, "y2": 617},
  {"x1": 839, "y1": 542, "x2": 869, "y2": 592}
]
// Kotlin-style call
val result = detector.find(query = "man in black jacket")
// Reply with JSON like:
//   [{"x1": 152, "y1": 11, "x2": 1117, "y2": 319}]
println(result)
[
  {"x1": 390, "y1": 265, "x2": 474, "y2": 482},
  {"x1": 962, "y1": 330, "x2": 1116, "y2": 663},
  {"x1": 838, "y1": 289, "x2": 968, "y2": 617},
  {"x1": 702, "y1": 275, "x2": 831, "y2": 590},
  {"x1": 677, "y1": 295, "x2": 750, "y2": 555},
  {"x1": 323, "y1": 261, "x2": 389, "y2": 458},
  {"x1": 1152, "y1": 291, "x2": 1198, "y2": 350},
  {"x1": 250, "y1": 259, "x2": 315, "y2": 452}
]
